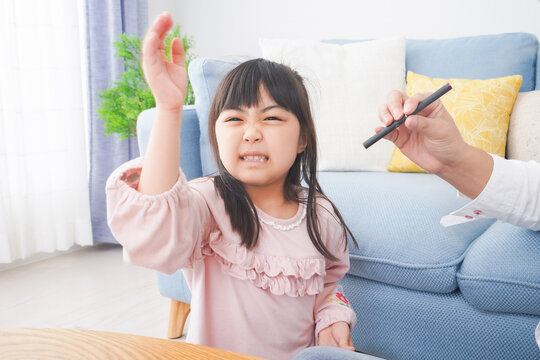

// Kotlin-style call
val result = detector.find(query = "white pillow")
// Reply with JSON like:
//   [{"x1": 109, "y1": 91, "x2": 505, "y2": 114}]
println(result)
[
  {"x1": 260, "y1": 38, "x2": 405, "y2": 171},
  {"x1": 507, "y1": 90, "x2": 540, "y2": 162}
]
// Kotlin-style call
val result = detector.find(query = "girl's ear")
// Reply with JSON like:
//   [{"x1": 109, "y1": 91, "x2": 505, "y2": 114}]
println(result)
[{"x1": 297, "y1": 133, "x2": 307, "y2": 154}]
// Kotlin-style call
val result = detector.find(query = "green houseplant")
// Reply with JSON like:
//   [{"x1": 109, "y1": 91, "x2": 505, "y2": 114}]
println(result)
[{"x1": 97, "y1": 26, "x2": 195, "y2": 140}]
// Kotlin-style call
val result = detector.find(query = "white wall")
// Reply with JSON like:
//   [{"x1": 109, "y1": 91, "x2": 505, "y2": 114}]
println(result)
[{"x1": 148, "y1": 0, "x2": 540, "y2": 59}]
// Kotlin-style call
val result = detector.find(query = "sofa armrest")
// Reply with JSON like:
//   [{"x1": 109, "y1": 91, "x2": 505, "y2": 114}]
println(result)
[
  {"x1": 136, "y1": 105, "x2": 203, "y2": 180},
  {"x1": 457, "y1": 221, "x2": 540, "y2": 316}
]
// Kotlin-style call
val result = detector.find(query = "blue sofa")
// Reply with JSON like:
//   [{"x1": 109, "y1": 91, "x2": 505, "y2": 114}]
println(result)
[{"x1": 136, "y1": 33, "x2": 540, "y2": 359}]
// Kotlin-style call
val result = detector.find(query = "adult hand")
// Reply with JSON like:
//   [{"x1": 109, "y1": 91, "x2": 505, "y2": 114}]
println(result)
[
  {"x1": 142, "y1": 12, "x2": 187, "y2": 112},
  {"x1": 318, "y1": 321, "x2": 355, "y2": 351},
  {"x1": 377, "y1": 90, "x2": 467, "y2": 174}
]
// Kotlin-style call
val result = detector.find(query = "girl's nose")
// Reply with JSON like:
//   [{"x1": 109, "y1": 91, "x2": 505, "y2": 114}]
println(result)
[{"x1": 242, "y1": 125, "x2": 262, "y2": 143}]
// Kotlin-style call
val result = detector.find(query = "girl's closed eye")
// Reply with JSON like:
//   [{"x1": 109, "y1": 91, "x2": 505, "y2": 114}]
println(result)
[{"x1": 265, "y1": 116, "x2": 282, "y2": 121}]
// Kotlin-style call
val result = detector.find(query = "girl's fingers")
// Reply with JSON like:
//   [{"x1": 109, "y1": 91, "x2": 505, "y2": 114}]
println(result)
[
  {"x1": 152, "y1": 12, "x2": 173, "y2": 42},
  {"x1": 142, "y1": 31, "x2": 161, "y2": 69},
  {"x1": 318, "y1": 328, "x2": 338, "y2": 347},
  {"x1": 143, "y1": 13, "x2": 176, "y2": 69},
  {"x1": 170, "y1": 37, "x2": 185, "y2": 67},
  {"x1": 143, "y1": 30, "x2": 158, "y2": 56},
  {"x1": 143, "y1": 13, "x2": 172, "y2": 55},
  {"x1": 338, "y1": 336, "x2": 351, "y2": 349}
]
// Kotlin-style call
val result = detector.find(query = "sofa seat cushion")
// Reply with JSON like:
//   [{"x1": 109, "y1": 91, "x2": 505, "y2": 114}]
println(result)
[
  {"x1": 340, "y1": 274, "x2": 540, "y2": 360},
  {"x1": 457, "y1": 221, "x2": 540, "y2": 316},
  {"x1": 319, "y1": 171, "x2": 495, "y2": 293}
]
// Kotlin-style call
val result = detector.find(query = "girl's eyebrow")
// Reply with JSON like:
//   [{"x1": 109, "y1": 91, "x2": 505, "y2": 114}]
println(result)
[
  {"x1": 224, "y1": 104, "x2": 286, "y2": 113},
  {"x1": 260, "y1": 105, "x2": 286, "y2": 113}
]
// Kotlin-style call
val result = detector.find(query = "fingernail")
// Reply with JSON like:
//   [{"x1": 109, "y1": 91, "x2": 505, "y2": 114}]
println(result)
[
  {"x1": 384, "y1": 113, "x2": 393, "y2": 123},
  {"x1": 391, "y1": 108, "x2": 402, "y2": 118}
]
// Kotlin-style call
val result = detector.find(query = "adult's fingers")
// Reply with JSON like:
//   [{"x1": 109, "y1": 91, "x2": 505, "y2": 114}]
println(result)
[
  {"x1": 404, "y1": 114, "x2": 446, "y2": 139},
  {"x1": 404, "y1": 92, "x2": 444, "y2": 117},
  {"x1": 375, "y1": 125, "x2": 399, "y2": 144},
  {"x1": 378, "y1": 104, "x2": 394, "y2": 126},
  {"x1": 402, "y1": 93, "x2": 424, "y2": 115},
  {"x1": 386, "y1": 90, "x2": 406, "y2": 120}
]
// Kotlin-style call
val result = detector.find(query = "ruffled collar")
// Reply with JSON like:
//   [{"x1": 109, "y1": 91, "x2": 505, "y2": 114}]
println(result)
[{"x1": 256, "y1": 201, "x2": 307, "y2": 231}]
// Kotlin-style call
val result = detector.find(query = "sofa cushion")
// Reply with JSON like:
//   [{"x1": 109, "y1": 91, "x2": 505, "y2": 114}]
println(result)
[
  {"x1": 260, "y1": 37, "x2": 405, "y2": 171},
  {"x1": 507, "y1": 90, "x2": 540, "y2": 162},
  {"x1": 406, "y1": 33, "x2": 538, "y2": 92},
  {"x1": 457, "y1": 221, "x2": 540, "y2": 316},
  {"x1": 327, "y1": 33, "x2": 538, "y2": 92},
  {"x1": 388, "y1": 71, "x2": 522, "y2": 173},
  {"x1": 319, "y1": 171, "x2": 495, "y2": 293}
]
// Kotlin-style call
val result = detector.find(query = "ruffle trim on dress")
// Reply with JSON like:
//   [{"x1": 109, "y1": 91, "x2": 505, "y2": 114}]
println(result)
[
  {"x1": 258, "y1": 205, "x2": 307, "y2": 231},
  {"x1": 204, "y1": 230, "x2": 326, "y2": 297}
]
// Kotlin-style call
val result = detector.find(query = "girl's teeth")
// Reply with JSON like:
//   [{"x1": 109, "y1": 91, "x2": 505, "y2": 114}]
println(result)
[{"x1": 243, "y1": 156, "x2": 267, "y2": 161}]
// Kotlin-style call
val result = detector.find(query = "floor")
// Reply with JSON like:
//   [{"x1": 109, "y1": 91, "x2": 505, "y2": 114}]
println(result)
[{"x1": 0, "y1": 243, "x2": 187, "y2": 340}]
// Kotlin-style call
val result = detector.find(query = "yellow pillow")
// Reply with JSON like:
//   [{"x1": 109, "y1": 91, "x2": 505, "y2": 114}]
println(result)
[{"x1": 387, "y1": 71, "x2": 522, "y2": 173}]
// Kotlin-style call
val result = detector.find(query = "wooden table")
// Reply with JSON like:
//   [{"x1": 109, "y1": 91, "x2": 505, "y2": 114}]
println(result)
[{"x1": 0, "y1": 328, "x2": 263, "y2": 360}]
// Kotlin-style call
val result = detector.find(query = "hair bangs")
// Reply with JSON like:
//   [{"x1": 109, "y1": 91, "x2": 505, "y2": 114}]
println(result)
[
  {"x1": 219, "y1": 60, "x2": 263, "y2": 111},
  {"x1": 219, "y1": 59, "x2": 300, "y2": 115},
  {"x1": 259, "y1": 61, "x2": 301, "y2": 115}
]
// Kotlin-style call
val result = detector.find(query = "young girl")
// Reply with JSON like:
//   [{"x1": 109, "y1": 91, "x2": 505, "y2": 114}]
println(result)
[{"x1": 106, "y1": 12, "x2": 358, "y2": 359}]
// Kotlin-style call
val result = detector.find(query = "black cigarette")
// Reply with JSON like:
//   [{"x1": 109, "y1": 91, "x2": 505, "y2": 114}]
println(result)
[{"x1": 363, "y1": 83, "x2": 453, "y2": 149}]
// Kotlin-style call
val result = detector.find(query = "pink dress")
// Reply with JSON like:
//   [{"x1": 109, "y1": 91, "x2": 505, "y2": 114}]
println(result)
[{"x1": 106, "y1": 158, "x2": 356, "y2": 359}]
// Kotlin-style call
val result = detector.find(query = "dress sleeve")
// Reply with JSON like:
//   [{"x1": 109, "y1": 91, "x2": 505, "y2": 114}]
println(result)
[
  {"x1": 440, "y1": 154, "x2": 540, "y2": 231},
  {"x1": 105, "y1": 157, "x2": 214, "y2": 274},
  {"x1": 313, "y1": 204, "x2": 357, "y2": 341}
]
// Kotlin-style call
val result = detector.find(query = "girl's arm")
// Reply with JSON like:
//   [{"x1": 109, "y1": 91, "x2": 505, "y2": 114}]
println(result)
[
  {"x1": 313, "y1": 204, "x2": 357, "y2": 350},
  {"x1": 314, "y1": 249, "x2": 356, "y2": 351},
  {"x1": 106, "y1": 162, "x2": 213, "y2": 274},
  {"x1": 138, "y1": 12, "x2": 187, "y2": 195},
  {"x1": 105, "y1": 13, "x2": 213, "y2": 274}
]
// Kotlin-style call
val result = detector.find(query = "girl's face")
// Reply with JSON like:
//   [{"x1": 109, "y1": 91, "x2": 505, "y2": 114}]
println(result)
[{"x1": 215, "y1": 86, "x2": 306, "y2": 190}]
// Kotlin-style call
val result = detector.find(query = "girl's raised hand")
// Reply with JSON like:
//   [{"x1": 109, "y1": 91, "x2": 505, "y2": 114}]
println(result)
[{"x1": 142, "y1": 12, "x2": 187, "y2": 112}]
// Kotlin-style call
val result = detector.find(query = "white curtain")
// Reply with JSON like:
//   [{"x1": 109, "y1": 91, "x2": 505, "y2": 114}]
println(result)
[{"x1": 0, "y1": 0, "x2": 93, "y2": 263}]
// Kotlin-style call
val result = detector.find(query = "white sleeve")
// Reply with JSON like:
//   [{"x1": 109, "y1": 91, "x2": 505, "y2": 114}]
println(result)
[{"x1": 440, "y1": 154, "x2": 540, "y2": 231}]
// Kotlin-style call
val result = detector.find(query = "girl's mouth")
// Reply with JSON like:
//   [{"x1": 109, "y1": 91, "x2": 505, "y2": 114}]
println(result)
[{"x1": 241, "y1": 155, "x2": 269, "y2": 162}]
